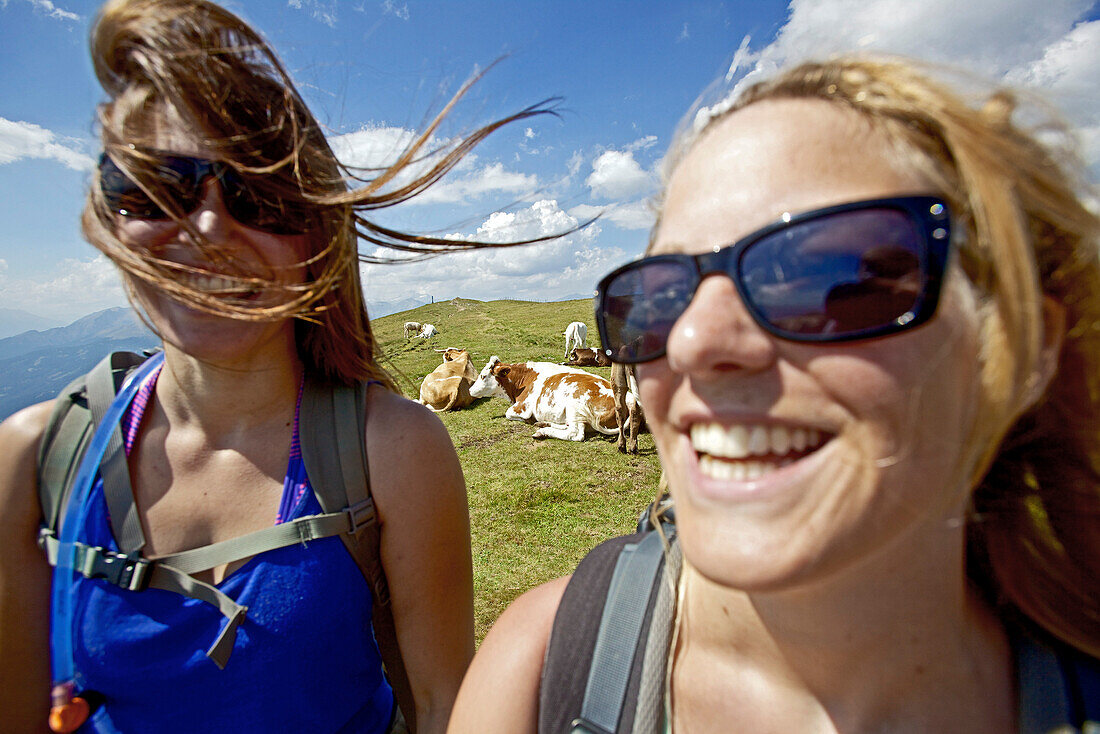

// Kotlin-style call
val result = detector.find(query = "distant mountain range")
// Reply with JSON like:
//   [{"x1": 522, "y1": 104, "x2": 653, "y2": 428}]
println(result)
[
  {"x1": 0, "y1": 294, "x2": 504, "y2": 420},
  {"x1": 0, "y1": 308, "x2": 63, "y2": 340},
  {"x1": 0, "y1": 308, "x2": 157, "y2": 421}
]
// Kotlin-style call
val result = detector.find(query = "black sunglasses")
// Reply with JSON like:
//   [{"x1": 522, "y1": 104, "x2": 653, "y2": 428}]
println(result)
[
  {"x1": 595, "y1": 196, "x2": 951, "y2": 364},
  {"x1": 98, "y1": 153, "x2": 314, "y2": 235}
]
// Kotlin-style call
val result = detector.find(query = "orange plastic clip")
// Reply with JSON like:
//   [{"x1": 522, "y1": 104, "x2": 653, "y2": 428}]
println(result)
[{"x1": 49, "y1": 682, "x2": 91, "y2": 733}]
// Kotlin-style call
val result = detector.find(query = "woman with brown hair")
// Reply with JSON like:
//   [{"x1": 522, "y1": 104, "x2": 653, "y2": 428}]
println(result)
[
  {"x1": 448, "y1": 55, "x2": 1100, "y2": 733},
  {"x1": 0, "y1": 0, "x2": 555, "y2": 732}
]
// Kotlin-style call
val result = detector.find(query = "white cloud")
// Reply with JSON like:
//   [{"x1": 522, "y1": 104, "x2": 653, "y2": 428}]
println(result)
[
  {"x1": 359, "y1": 200, "x2": 626, "y2": 305},
  {"x1": 761, "y1": 0, "x2": 1094, "y2": 76},
  {"x1": 570, "y1": 200, "x2": 656, "y2": 231},
  {"x1": 0, "y1": 118, "x2": 94, "y2": 171},
  {"x1": 0, "y1": 256, "x2": 128, "y2": 322},
  {"x1": 524, "y1": 128, "x2": 536, "y2": 139},
  {"x1": 286, "y1": 0, "x2": 337, "y2": 27},
  {"x1": 585, "y1": 149, "x2": 657, "y2": 201},
  {"x1": 381, "y1": 0, "x2": 409, "y2": 20},
  {"x1": 10, "y1": 0, "x2": 79, "y2": 21},
  {"x1": 695, "y1": 0, "x2": 1100, "y2": 171},
  {"x1": 329, "y1": 124, "x2": 539, "y2": 205},
  {"x1": 678, "y1": 23, "x2": 690, "y2": 42}
]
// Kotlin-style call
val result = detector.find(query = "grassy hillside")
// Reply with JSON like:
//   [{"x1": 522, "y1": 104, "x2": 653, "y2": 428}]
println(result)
[{"x1": 372, "y1": 298, "x2": 663, "y2": 640}]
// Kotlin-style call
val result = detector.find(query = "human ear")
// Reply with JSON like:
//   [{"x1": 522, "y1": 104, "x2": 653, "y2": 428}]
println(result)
[{"x1": 1021, "y1": 295, "x2": 1066, "y2": 410}]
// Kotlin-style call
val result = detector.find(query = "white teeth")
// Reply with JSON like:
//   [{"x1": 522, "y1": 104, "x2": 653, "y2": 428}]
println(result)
[
  {"x1": 185, "y1": 273, "x2": 253, "y2": 295},
  {"x1": 690, "y1": 422, "x2": 828, "y2": 481}
]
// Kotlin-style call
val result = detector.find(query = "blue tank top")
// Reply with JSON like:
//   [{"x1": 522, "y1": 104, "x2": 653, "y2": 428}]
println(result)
[{"x1": 70, "y1": 368, "x2": 394, "y2": 733}]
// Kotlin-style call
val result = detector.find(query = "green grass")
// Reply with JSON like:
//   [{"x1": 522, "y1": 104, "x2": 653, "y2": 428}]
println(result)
[{"x1": 372, "y1": 298, "x2": 663, "y2": 640}]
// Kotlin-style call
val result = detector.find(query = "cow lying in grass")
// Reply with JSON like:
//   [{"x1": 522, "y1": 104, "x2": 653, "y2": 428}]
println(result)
[
  {"x1": 469, "y1": 356, "x2": 622, "y2": 441},
  {"x1": 564, "y1": 347, "x2": 611, "y2": 367},
  {"x1": 417, "y1": 348, "x2": 478, "y2": 412}
]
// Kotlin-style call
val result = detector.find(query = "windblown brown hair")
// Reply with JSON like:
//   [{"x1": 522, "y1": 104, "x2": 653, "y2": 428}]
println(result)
[
  {"x1": 666, "y1": 56, "x2": 1100, "y2": 656},
  {"x1": 83, "y1": 0, "x2": 564, "y2": 388}
]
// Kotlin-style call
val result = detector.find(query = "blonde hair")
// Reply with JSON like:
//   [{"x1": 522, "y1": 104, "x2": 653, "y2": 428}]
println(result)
[
  {"x1": 83, "y1": 0, "x2": 559, "y2": 388},
  {"x1": 662, "y1": 56, "x2": 1100, "y2": 656}
]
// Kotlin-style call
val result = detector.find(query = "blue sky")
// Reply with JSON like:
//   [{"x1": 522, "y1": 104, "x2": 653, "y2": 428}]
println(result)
[{"x1": 1, "y1": 0, "x2": 1097, "y2": 324}]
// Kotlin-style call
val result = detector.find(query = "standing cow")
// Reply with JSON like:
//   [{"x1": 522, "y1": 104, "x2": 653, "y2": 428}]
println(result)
[
  {"x1": 470, "y1": 356, "x2": 626, "y2": 441},
  {"x1": 418, "y1": 348, "x2": 478, "y2": 412},
  {"x1": 563, "y1": 321, "x2": 587, "y2": 360},
  {"x1": 403, "y1": 321, "x2": 422, "y2": 339},
  {"x1": 611, "y1": 361, "x2": 643, "y2": 454}
]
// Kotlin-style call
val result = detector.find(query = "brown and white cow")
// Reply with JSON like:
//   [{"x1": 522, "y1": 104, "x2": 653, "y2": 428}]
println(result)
[
  {"x1": 469, "y1": 356, "x2": 626, "y2": 441},
  {"x1": 417, "y1": 348, "x2": 478, "y2": 412},
  {"x1": 611, "y1": 361, "x2": 643, "y2": 454},
  {"x1": 565, "y1": 347, "x2": 611, "y2": 367}
]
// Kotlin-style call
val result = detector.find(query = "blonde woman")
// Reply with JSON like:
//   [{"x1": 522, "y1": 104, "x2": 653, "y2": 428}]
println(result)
[
  {"x1": 449, "y1": 56, "x2": 1100, "y2": 733},
  {"x1": 0, "y1": 0, "x2": 557, "y2": 732}
]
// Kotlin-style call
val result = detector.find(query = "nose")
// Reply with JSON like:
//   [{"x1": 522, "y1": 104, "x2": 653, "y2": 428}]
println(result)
[
  {"x1": 184, "y1": 178, "x2": 231, "y2": 243},
  {"x1": 663, "y1": 273, "x2": 778, "y2": 375}
]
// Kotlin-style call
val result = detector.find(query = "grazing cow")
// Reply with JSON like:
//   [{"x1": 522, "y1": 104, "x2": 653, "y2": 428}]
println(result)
[
  {"x1": 611, "y1": 361, "x2": 643, "y2": 454},
  {"x1": 418, "y1": 348, "x2": 478, "y2": 412},
  {"x1": 565, "y1": 347, "x2": 611, "y2": 367},
  {"x1": 563, "y1": 321, "x2": 587, "y2": 360},
  {"x1": 403, "y1": 321, "x2": 422, "y2": 339},
  {"x1": 416, "y1": 323, "x2": 438, "y2": 339},
  {"x1": 470, "y1": 355, "x2": 625, "y2": 441}
]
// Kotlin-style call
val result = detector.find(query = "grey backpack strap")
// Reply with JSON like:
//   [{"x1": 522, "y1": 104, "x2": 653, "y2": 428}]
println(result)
[
  {"x1": 37, "y1": 351, "x2": 147, "y2": 539},
  {"x1": 570, "y1": 531, "x2": 672, "y2": 734},
  {"x1": 300, "y1": 377, "x2": 418, "y2": 733},
  {"x1": 630, "y1": 539, "x2": 681, "y2": 733}
]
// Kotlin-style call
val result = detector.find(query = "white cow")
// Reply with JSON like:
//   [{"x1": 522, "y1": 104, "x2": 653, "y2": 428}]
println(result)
[
  {"x1": 403, "y1": 321, "x2": 422, "y2": 339},
  {"x1": 563, "y1": 321, "x2": 587, "y2": 360},
  {"x1": 470, "y1": 355, "x2": 627, "y2": 441},
  {"x1": 416, "y1": 323, "x2": 438, "y2": 339}
]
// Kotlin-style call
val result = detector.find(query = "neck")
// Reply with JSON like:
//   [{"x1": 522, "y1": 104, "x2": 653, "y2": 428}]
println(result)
[
  {"x1": 676, "y1": 522, "x2": 1013, "y2": 732},
  {"x1": 154, "y1": 340, "x2": 303, "y2": 436}
]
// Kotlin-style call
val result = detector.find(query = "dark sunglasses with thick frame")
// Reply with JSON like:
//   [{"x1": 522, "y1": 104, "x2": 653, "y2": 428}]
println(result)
[
  {"x1": 595, "y1": 196, "x2": 951, "y2": 364},
  {"x1": 98, "y1": 152, "x2": 314, "y2": 236}
]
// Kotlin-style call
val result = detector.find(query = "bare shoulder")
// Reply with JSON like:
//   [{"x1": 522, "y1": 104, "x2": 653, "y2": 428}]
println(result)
[
  {"x1": 363, "y1": 385, "x2": 464, "y2": 517},
  {"x1": 0, "y1": 401, "x2": 55, "y2": 499},
  {"x1": 448, "y1": 576, "x2": 570, "y2": 733},
  {"x1": 0, "y1": 401, "x2": 56, "y2": 535},
  {"x1": 365, "y1": 386, "x2": 453, "y2": 456},
  {"x1": 0, "y1": 400, "x2": 54, "y2": 443}
]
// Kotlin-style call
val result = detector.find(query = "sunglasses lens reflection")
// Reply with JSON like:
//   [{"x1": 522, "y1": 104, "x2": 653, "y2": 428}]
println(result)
[
  {"x1": 599, "y1": 204, "x2": 934, "y2": 362},
  {"x1": 602, "y1": 260, "x2": 696, "y2": 362},
  {"x1": 741, "y1": 208, "x2": 923, "y2": 337}
]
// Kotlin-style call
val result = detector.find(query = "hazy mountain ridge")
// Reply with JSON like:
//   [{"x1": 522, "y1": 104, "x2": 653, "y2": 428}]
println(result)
[
  {"x1": 0, "y1": 308, "x2": 63, "y2": 340},
  {"x1": 0, "y1": 307, "x2": 155, "y2": 362},
  {"x1": 0, "y1": 308, "x2": 158, "y2": 420}
]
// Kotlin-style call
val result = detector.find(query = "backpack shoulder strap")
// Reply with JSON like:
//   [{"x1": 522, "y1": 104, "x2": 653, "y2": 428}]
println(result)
[
  {"x1": 539, "y1": 529, "x2": 679, "y2": 734},
  {"x1": 37, "y1": 351, "x2": 147, "y2": 542},
  {"x1": 299, "y1": 377, "x2": 418, "y2": 734}
]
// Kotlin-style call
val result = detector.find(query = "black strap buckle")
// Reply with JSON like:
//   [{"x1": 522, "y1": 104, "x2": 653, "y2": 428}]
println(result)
[{"x1": 76, "y1": 545, "x2": 152, "y2": 591}]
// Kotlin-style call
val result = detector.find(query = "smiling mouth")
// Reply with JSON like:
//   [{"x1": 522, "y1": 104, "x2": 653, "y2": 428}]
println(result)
[
  {"x1": 184, "y1": 273, "x2": 260, "y2": 299},
  {"x1": 690, "y1": 423, "x2": 828, "y2": 481}
]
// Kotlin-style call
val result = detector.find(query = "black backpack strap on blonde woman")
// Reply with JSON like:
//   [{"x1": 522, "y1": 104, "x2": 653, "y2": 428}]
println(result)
[
  {"x1": 36, "y1": 354, "x2": 416, "y2": 731},
  {"x1": 538, "y1": 522, "x2": 681, "y2": 734}
]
